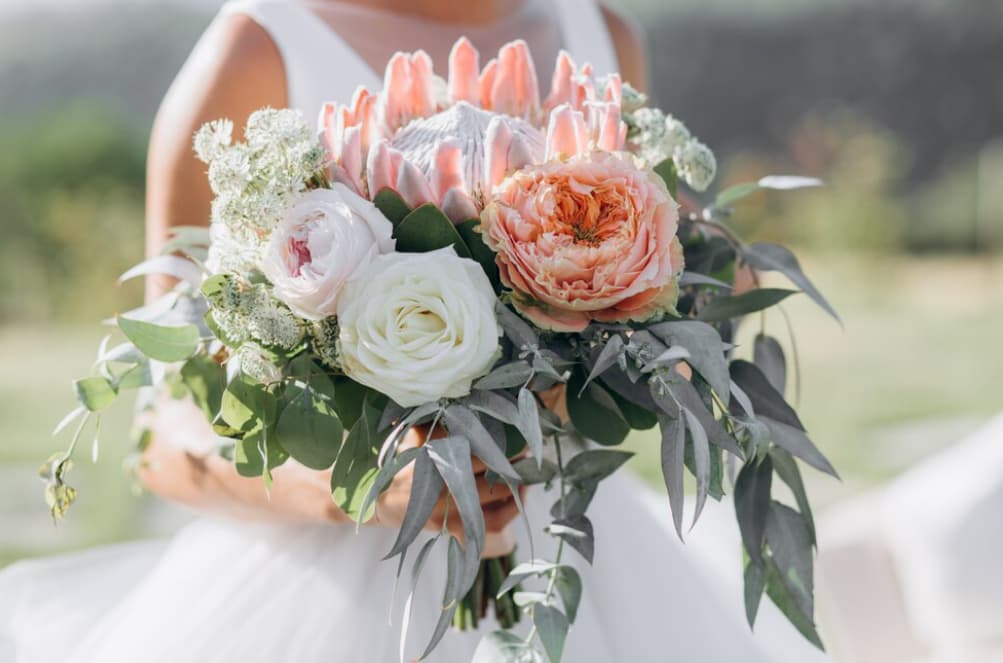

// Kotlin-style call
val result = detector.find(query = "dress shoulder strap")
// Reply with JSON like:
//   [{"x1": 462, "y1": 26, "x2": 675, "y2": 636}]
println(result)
[
  {"x1": 220, "y1": 0, "x2": 381, "y2": 119},
  {"x1": 550, "y1": 0, "x2": 619, "y2": 77}
]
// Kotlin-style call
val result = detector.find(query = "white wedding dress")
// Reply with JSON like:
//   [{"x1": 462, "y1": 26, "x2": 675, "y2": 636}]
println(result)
[{"x1": 0, "y1": 2, "x2": 829, "y2": 661}]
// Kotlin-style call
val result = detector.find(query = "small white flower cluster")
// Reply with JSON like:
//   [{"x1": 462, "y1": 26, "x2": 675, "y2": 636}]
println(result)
[
  {"x1": 237, "y1": 343, "x2": 284, "y2": 384},
  {"x1": 194, "y1": 109, "x2": 326, "y2": 255},
  {"x1": 627, "y1": 107, "x2": 717, "y2": 192},
  {"x1": 205, "y1": 276, "x2": 305, "y2": 352},
  {"x1": 309, "y1": 317, "x2": 340, "y2": 370}
]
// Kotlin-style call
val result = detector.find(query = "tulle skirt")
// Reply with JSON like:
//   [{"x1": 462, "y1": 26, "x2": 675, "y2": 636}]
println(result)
[{"x1": 0, "y1": 472, "x2": 825, "y2": 662}]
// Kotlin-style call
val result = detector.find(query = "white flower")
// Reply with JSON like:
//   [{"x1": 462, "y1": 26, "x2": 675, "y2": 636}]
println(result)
[
  {"x1": 193, "y1": 119, "x2": 234, "y2": 164},
  {"x1": 262, "y1": 185, "x2": 395, "y2": 320},
  {"x1": 662, "y1": 115, "x2": 692, "y2": 153},
  {"x1": 206, "y1": 222, "x2": 261, "y2": 275},
  {"x1": 676, "y1": 139, "x2": 717, "y2": 192},
  {"x1": 237, "y1": 343, "x2": 283, "y2": 384},
  {"x1": 336, "y1": 248, "x2": 501, "y2": 407},
  {"x1": 247, "y1": 300, "x2": 304, "y2": 350}
]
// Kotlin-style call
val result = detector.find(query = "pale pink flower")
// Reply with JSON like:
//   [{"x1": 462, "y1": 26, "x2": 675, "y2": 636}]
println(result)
[{"x1": 480, "y1": 152, "x2": 684, "y2": 332}]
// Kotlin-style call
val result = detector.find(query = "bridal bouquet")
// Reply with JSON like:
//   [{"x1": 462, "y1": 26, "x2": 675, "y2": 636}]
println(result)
[{"x1": 44, "y1": 38, "x2": 838, "y2": 662}]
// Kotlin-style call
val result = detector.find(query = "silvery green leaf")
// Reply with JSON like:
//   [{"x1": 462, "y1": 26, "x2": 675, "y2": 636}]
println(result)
[
  {"x1": 713, "y1": 181, "x2": 761, "y2": 209},
  {"x1": 498, "y1": 560, "x2": 558, "y2": 597},
  {"x1": 730, "y1": 361, "x2": 805, "y2": 431},
  {"x1": 53, "y1": 406, "x2": 87, "y2": 436},
  {"x1": 734, "y1": 456, "x2": 773, "y2": 564},
  {"x1": 766, "y1": 502, "x2": 815, "y2": 619},
  {"x1": 668, "y1": 378, "x2": 741, "y2": 455},
  {"x1": 697, "y1": 288, "x2": 798, "y2": 323},
  {"x1": 681, "y1": 407, "x2": 711, "y2": 528},
  {"x1": 517, "y1": 388, "x2": 544, "y2": 466},
  {"x1": 119, "y1": 255, "x2": 203, "y2": 289},
  {"x1": 513, "y1": 591, "x2": 551, "y2": 607},
  {"x1": 115, "y1": 361, "x2": 153, "y2": 391},
  {"x1": 744, "y1": 560, "x2": 766, "y2": 628},
  {"x1": 659, "y1": 415, "x2": 686, "y2": 539},
  {"x1": 513, "y1": 457, "x2": 558, "y2": 485},
  {"x1": 419, "y1": 535, "x2": 465, "y2": 660},
  {"x1": 546, "y1": 516, "x2": 594, "y2": 564},
  {"x1": 533, "y1": 604, "x2": 569, "y2": 663},
  {"x1": 476, "y1": 361, "x2": 534, "y2": 390},
  {"x1": 642, "y1": 346, "x2": 691, "y2": 373},
  {"x1": 117, "y1": 317, "x2": 200, "y2": 363},
  {"x1": 649, "y1": 381, "x2": 680, "y2": 419},
  {"x1": 580, "y1": 334, "x2": 625, "y2": 395},
  {"x1": 729, "y1": 381, "x2": 755, "y2": 418},
  {"x1": 769, "y1": 447, "x2": 816, "y2": 546},
  {"x1": 742, "y1": 242, "x2": 840, "y2": 324},
  {"x1": 764, "y1": 554, "x2": 825, "y2": 650},
  {"x1": 161, "y1": 224, "x2": 211, "y2": 254},
  {"x1": 331, "y1": 402, "x2": 382, "y2": 521},
  {"x1": 472, "y1": 631, "x2": 540, "y2": 663},
  {"x1": 550, "y1": 483, "x2": 597, "y2": 520},
  {"x1": 496, "y1": 301, "x2": 538, "y2": 350},
  {"x1": 444, "y1": 405, "x2": 520, "y2": 482},
  {"x1": 678, "y1": 272, "x2": 733, "y2": 290},
  {"x1": 761, "y1": 416, "x2": 838, "y2": 478},
  {"x1": 563, "y1": 449, "x2": 633, "y2": 484},
  {"x1": 180, "y1": 355, "x2": 226, "y2": 420},
  {"x1": 649, "y1": 320, "x2": 730, "y2": 407},
  {"x1": 400, "y1": 534, "x2": 440, "y2": 663},
  {"x1": 357, "y1": 447, "x2": 423, "y2": 531},
  {"x1": 74, "y1": 377, "x2": 117, "y2": 412},
  {"x1": 379, "y1": 400, "x2": 409, "y2": 432},
  {"x1": 753, "y1": 334, "x2": 787, "y2": 396},
  {"x1": 758, "y1": 175, "x2": 824, "y2": 191},
  {"x1": 531, "y1": 356, "x2": 565, "y2": 382},
  {"x1": 426, "y1": 436, "x2": 485, "y2": 560},
  {"x1": 95, "y1": 341, "x2": 144, "y2": 366},
  {"x1": 384, "y1": 451, "x2": 444, "y2": 560},
  {"x1": 554, "y1": 566, "x2": 583, "y2": 624},
  {"x1": 465, "y1": 390, "x2": 520, "y2": 426}
]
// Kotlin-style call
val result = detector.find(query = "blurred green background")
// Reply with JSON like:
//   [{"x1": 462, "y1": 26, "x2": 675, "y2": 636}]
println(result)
[{"x1": 1, "y1": 0, "x2": 1001, "y2": 566}]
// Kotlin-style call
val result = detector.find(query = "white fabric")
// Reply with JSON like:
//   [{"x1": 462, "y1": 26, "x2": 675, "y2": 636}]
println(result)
[{"x1": 0, "y1": 4, "x2": 829, "y2": 662}]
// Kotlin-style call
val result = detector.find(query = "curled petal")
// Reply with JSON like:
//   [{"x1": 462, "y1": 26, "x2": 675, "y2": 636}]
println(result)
[
  {"x1": 318, "y1": 102, "x2": 339, "y2": 160},
  {"x1": 483, "y1": 116, "x2": 513, "y2": 192},
  {"x1": 430, "y1": 139, "x2": 466, "y2": 201},
  {"x1": 396, "y1": 159, "x2": 435, "y2": 209},
  {"x1": 382, "y1": 51, "x2": 437, "y2": 131},
  {"x1": 366, "y1": 140, "x2": 402, "y2": 197},
  {"x1": 603, "y1": 74, "x2": 623, "y2": 105},
  {"x1": 490, "y1": 40, "x2": 541, "y2": 119},
  {"x1": 340, "y1": 125, "x2": 364, "y2": 193},
  {"x1": 348, "y1": 86, "x2": 380, "y2": 151},
  {"x1": 506, "y1": 134, "x2": 535, "y2": 172},
  {"x1": 408, "y1": 51, "x2": 437, "y2": 118},
  {"x1": 478, "y1": 58, "x2": 498, "y2": 109},
  {"x1": 545, "y1": 104, "x2": 588, "y2": 160},
  {"x1": 448, "y1": 37, "x2": 481, "y2": 105},
  {"x1": 590, "y1": 101, "x2": 626, "y2": 152},
  {"x1": 441, "y1": 188, "x2": 478, "y2": 222},
  {"x1": 544, "y1": 51, "x2": 576, "y2": 111}
]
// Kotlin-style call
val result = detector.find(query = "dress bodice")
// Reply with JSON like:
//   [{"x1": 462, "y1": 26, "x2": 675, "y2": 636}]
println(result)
[{"x1": 218, "y1": 0, "x2": 619, "y2": 120}]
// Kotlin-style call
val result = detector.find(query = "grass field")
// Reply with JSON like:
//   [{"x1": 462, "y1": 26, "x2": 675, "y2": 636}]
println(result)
[{"x1": 2, "y1": 253, "x2": 1001, "y2": 565}]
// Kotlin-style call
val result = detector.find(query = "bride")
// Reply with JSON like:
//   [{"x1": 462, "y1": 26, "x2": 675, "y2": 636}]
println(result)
[{"x1": 1, "y1": 1, "x2": 829, "y2": 661}]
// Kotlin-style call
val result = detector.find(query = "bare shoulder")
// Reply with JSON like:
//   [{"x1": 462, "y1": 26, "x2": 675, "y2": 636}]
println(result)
[{"x1": 599, "y1": 2, "x2": 649, "y2": 92}]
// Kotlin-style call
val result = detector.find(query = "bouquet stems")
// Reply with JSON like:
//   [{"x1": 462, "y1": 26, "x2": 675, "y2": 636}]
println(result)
[{"x1": 453, "y1": 548, "x2": 522, "y2": 631}]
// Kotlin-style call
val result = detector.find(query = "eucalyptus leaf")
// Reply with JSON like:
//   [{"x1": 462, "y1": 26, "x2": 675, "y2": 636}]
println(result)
[
  {"x1": 659, "y1": 415, "x2": 686, "y2": 539},
  {"x1": 653, "y1": 158, "x2": 678, "y2": 197},
  {"x1": 563, "y1": 449, "x2": 633, "y2": 484},
  {"x1": 513, "y1": 457, "x2": 558, "y2": 485},
  {"x1": 394, "y1": 204, "x2": 471, "y2": 258},
  {"x1": 761, "y1": 417, "x2": 838, "y2": 478},
  {"x1": 497, "y1": 561, "x2": 558, "y2": 597},
  {"x1": 581, "y1": 335, "x2": 625, "y2": 395},
  {"x1": 566, "y1": 370, "x2": 630, "y2": 446},
  {"x1": 546, "y1": 516, "x2": 594, "y2": 564},
  {"x1": 475, "y1": 361, "x2": 534, "y2": 391},
  {"x1": 679, "y1": 271, "x2": 733, "y2": 290},
  {"x1": 74, "y1": 377, "x2": 116, "y2": 412},
  {"x1": 682, "y1": 407, "x2": 711, "y2": 528},
  {"x1": 385, "y1": 451, "x2": 445, "y2": 559},
  {"x1": 764, "y1": 554, "x2": 825, "y2": 650},
  {"x1": 180, "y1": 355, "x2": 226, "y2": 420},
  {"x1": 649, "y1": 320, "x2": 730, "y2": 405},
  {"x1": 456, "y1": 219, "x2": 500, "y2": 288},
  {"x1": 331, "y1": 401, "x2": 382, "y2": 521},
  {"x1": 730, "y1": 360, "x2": 805, "y2": 431},
  {"x1": 668, "y1": 378, "x2": 741, "y2": 455},
  {"x1": 753, "y1": 334, "x2": 787, "y2": 396},
  {"x1": 496, "y1": 301, "x2": 539, "y2": 351},
  {"x1": 550, "y1": 483, "x2": 598, "y2": 520},
  {"x1": 533, "y1": 604, "x2": 569, "y2": 663},
  {"x1": 769, "y1": 447, "x2": 816, "y2": 546},
  {"x1": 465, "y1": 390, "x2": 520, "y2": 426},
  {"x1": 734, "y1": 456, "x2": 773, "y2": 564},
  {"x1": 400, "y1": 534, "x2": 440, "y2": 663},
  {"x1": 357, "y1": 447, "x2": 423, "y2": 531},
  {"x1": 729, "y1": 381, "x2": 756, "y2": 418},
  {"x1": 697, "y1": 289, "x2": 798, "y2": 323},
  {"x1": 744, "y1": 560, "x2": 766, "y2": 628},
  {"x1": 713, "y1": 181, "x2": 761, "y2": 209},
  {"x1": 554, "y1": 566, "x2": 583, "y2": 624},
  {"x1": 426, "y1": 436, "x2": 485, "y2": 561},
  {"x1": 444, "y1": 405, "x2": 519, "y2": 481},
  {"x1": 516, "y1": 388, "x2": 545, "y2": 464},
  {"x1": 117, "y1": 317, "x2": 200, "y2": 363},
  {"x1": 53, "y1": 406, "x2": 87, "y2": 436},
  {"x1": 472, "y1": 631, "x2": 538, "y2": 663},
  {"x1": 743, "y1": 242, "x2": 839, "y2": 324},
  {"x1": 119, "y1": 254, "x2": 202, "y2": 289},
  {"x1": 221, "y1": 377, "x2": 276, "y2": 432},
  {"x1": 766, "y1": 502, "x2": 815, "y2": 618}
]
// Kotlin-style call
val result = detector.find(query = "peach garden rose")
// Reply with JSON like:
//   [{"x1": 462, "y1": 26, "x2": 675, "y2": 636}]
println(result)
[{"x1": 480, "y1": 152, "x2": 685, "y2": 332}]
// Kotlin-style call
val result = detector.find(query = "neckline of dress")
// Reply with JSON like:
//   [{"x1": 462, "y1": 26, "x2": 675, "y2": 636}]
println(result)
[{"x1": 301, "y1": 0, "x2": 541, "y2": 31}]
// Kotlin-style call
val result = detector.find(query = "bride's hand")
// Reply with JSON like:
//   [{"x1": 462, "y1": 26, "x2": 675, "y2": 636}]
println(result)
[{"x1": 373, "y1": 424, "x2": 525, "y2": 541}]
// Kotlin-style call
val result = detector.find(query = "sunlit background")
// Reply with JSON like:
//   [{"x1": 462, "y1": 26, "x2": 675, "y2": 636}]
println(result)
[{"x1": 1, "y1": 0, "x2": 1001, "y2": 658}]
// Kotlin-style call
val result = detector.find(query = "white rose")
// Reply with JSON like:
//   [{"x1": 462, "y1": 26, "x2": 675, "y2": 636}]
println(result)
[
  {"x1": 337, "y1": 247, "x2": 501, "y2": 407},
  {"x1": 262, "y1": 184, "x2": 395, "y2": 320}
]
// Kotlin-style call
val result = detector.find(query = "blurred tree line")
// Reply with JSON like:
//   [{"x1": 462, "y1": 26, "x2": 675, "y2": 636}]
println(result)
[{"x1": 0, "y1": 1, "x2": 1000, "y2": 323}]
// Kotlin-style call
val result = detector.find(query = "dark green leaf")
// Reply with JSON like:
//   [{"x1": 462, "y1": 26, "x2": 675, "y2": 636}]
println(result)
[
  {"x1": 512, "y1": 457, "x2": 558, "y2": 485},
  {"x1": 385, "y1": 450, "x2": 444, "y2": 559},
  {"x1": 659, "y1": 414, "x2": 685, "y2": 539},
  {"x1": 566, "y1": 369, "x2": 631, "y2": 446},
  {"x1": 221, "y1": 376, "x2": 276, "y2": 432},
  {"x1": 180, "y1": 355, "x2": 225, "y2": 420},
  {"x1": 394, "y1": 203, "x2": 471, "y2": 257},
  {"x1": 668, "y1": 378, "x2": 741, "y2": 455},
  {"x1": 357, "y1": 447, "x2": 423, "y2": 530},
  {"x1": 456, "y1": 219, "x2": 500, "y2": 289},
  {"x1": 564, "y1": 449, "x2": 633, "y2": 484},
  {"x1": 330, "y1": 376, "x2": 371, "y2": 429},
  {"x1": 734, "y1": 456, "x2": 773, "y2": 564},
  {"x1": 743, "y1": 242, "x2": 840, "y2": 324},
  {"x1": 744, "y1": 560, "x2": 766, "y2": 628},
  {"x1": 730, "y1": 360, "x2": 805, "y2": 431},
  {"x1": 372, "y1": 187, "x2": 412, "y2": 227},
  {"x1": 330, "y1": 401, "x2": 381, "y2": 521},
  {"x1": 74, "y1": 376, "x2": 116, "y2": 412},
  {"x1": 697, "y1": 289, "x2": 798, "y2": 323},
  {"x1": 581, "y1": 335, "x2": 625, "y2": 395},
  {"x1": 679, "y1": 272, "x2": 733, "y2": 290},
  {"x1": 649, "y1": 320, "x2": 730, "y2": 406},
  {"x1": 753, "y1": 334, "x2": 787, "y2": 396},
  {"x1": 653, "y1": 158, "x2": 677, "y2": 197},
  {"x1": 766, "y1": 502, "x2": 815, "y2": 617},
  {"x1": 117, "y1": 316, "x2": 200, "y2": 362},
  {"x1": 608, "y1": 387, "x2": 658, "y2": 430},
  {"x1": 465, "y1": 390, "x2": 520, "y2": 426},
  {"x1": 550, "y1": 483, "x2": 598, "y2": 520},
  {"x1": 533, "y1": 604, "x2": 569, "y2": 663},
  {"x1": 764, "y1": 554, "x2": 825, "y2": 650},
  {"x1": 234, "y1": 425, "x2": 287, "y2": 478}
]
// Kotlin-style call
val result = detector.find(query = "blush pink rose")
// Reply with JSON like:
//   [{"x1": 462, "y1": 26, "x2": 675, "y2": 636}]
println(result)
[{"x1": 480, "y1": 152, "x2": 684, "y2": 332}]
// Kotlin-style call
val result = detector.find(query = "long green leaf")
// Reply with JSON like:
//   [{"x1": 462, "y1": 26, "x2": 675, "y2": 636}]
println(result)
[
  {"x1": 659, "y1": 415, "x2": 686, "y2": 539},
  {"x1": 384, "y1": 451, "x2": 444, "y2": 560},
  {"x1": 117, "y1": 317, "x2": 200, "y2": 362},
  {"x1": 743, "y1": 242, "x2": 840, "y2": 324},
  {"x1": 533, "y1": 604, "x2": 569, "y2": 663},
  {"x1": 734, "y1": 456, "x2": 773, "y2": 564},
  {"x1": 74, "y1": 377, "x2": 116, "y2": 412},
  {"x1": 697, "y1": 288, "x2": 798, "y2": 323}
]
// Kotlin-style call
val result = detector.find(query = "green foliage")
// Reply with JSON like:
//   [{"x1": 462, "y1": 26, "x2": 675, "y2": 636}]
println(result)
[
  {"x1": 117, "y1": 317, "x2": 200, "y2": 363},
  {"x1": 393, "y1": 204, "x2": 472, "y2": 258}
]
